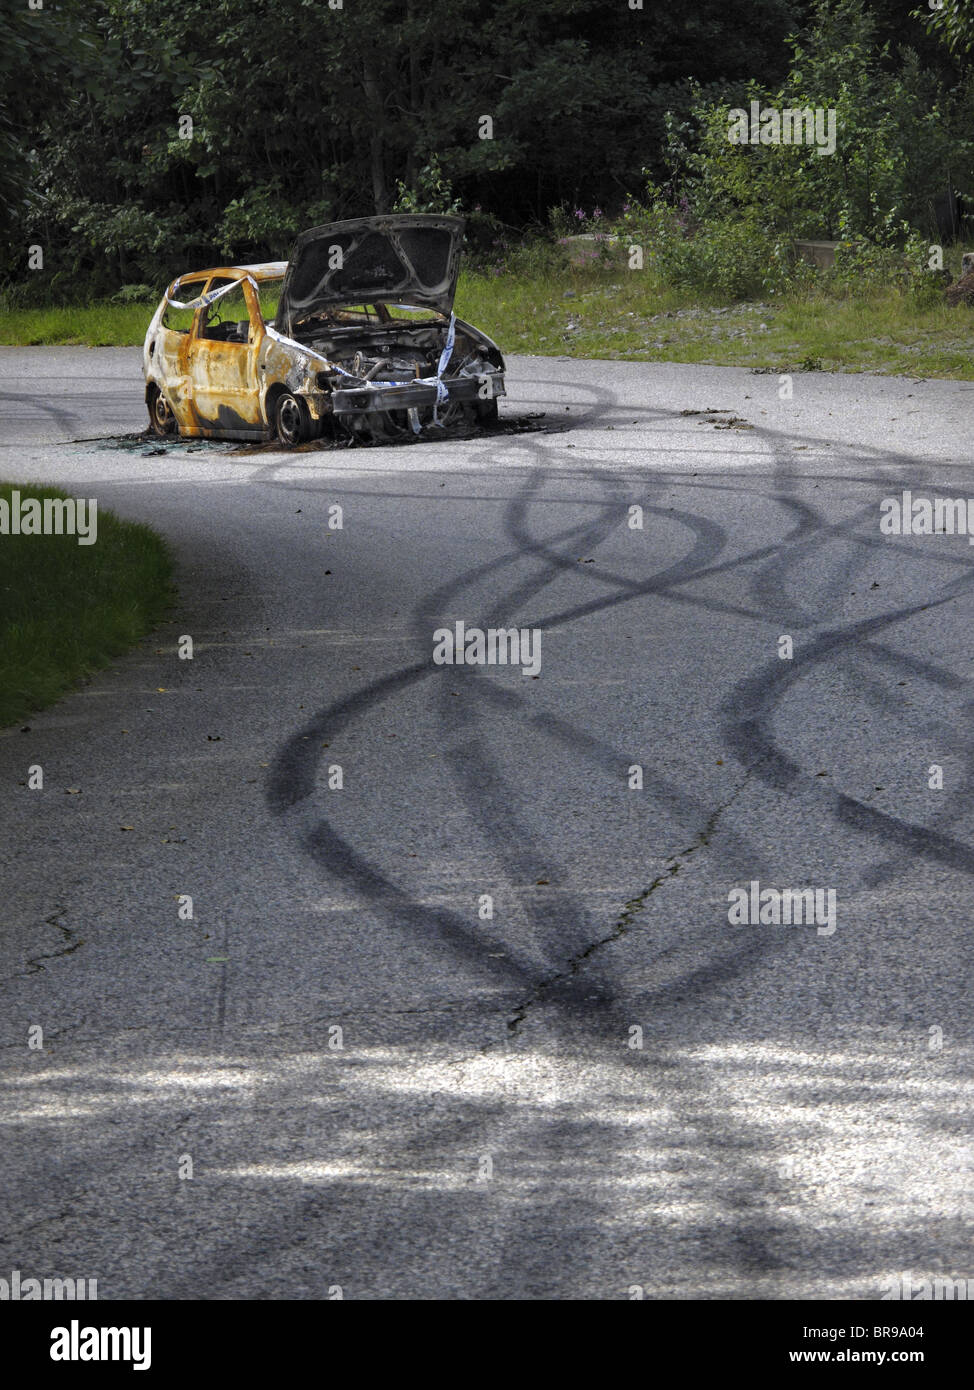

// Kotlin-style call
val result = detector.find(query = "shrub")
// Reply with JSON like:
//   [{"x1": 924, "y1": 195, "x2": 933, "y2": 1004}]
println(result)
[{"x1": 663, "y1": 0, "x2": 974, "y2": 246}]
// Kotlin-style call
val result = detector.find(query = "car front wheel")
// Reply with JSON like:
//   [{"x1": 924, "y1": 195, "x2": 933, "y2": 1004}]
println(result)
[{"x1": 275, "y1": 391, "x2": 310, "y2": 447}]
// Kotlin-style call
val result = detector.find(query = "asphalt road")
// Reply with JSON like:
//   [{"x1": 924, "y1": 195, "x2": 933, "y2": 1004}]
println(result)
[{"x1": 0, "y1": 347, "x2": 971, "y2": 1300}]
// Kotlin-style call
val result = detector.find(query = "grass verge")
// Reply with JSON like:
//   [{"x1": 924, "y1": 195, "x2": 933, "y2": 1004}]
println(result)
[
  {"x1": 457, "y1": 270, "x2": 974, "y2": 379},
  {"x1": 0, "y1": 301, "x2": 156, "y2": 348},
  {"x1": 1, "y1": 268, "x2": 971, "y2": 378},
  {"x1": 0, "y1": 482, "x2": 174, "y2": 727}
]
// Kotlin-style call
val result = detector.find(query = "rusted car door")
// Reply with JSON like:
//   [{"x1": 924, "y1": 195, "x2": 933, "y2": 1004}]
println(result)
[
  {"x1": 188, "y1": 277, "x2": 265, "y2": 437},
  {"x1": 155, "y1": 276, "x2": 207, "y2": 433}
]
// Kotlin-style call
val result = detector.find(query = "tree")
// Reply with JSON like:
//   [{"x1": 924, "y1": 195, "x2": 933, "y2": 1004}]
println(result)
[{"x1": 919, "y1": 0, "x2": 974, "y2": 56}]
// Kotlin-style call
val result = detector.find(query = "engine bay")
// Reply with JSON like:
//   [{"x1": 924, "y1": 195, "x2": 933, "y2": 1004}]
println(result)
[{"x1": 298, "y1": 317, "x2": 497, "y2": 385}]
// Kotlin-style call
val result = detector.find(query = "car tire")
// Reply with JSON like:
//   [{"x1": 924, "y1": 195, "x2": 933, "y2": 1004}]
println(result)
[
  {"x1": 148, "y1": 387, "x2": 177, "y2": 437},
  {"x1": 275, "y1": 391, "x2": 310, "y2": 447}
]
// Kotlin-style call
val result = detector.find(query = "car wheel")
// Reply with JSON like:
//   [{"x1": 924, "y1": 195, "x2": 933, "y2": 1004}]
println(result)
[
  {"x1": 148, "y1": 387, "x2": 176, "y2": 437},
  {"x1": 275, "y1": 391, "x2": 310, "y2": 447}
]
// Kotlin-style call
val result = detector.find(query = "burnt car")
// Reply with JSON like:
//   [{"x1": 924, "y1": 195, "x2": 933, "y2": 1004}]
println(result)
[{"x1": 143, "y1": 214, "x2": 505, "y2": 445}]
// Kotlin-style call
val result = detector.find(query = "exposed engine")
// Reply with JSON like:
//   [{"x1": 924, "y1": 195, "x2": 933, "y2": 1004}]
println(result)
[
  {"x1": 339, "y1": 347, "x2": 434, "y2": 383},
  {"x1": 299, "y1": 317, "x2": 499, "y2": 441}
]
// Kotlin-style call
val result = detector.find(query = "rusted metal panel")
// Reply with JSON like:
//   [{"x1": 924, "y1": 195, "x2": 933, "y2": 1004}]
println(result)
[{"x1": 189, "y1": 275, "x2": 264, "y2": 435}]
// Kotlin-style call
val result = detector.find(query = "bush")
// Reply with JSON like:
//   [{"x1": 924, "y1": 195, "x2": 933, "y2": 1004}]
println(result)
[
  {"x1": 663, "y1": 0, "x2": 974, "y2": 246},
  {"x1": 110, "y1": 283, "x2": 155, "y2": 304},
  {"x1": 392, "y1": 156, "x2": 462, "y2": 216},
  {"x1": 603, "y1": 188, "x2": 793, "y2": 300},
  {"x1": 664, "y1": 215, "x2": 794, "y2": 298},
  {"x1": 831, "y1": 235, "x2": 904, "y2": 290}
]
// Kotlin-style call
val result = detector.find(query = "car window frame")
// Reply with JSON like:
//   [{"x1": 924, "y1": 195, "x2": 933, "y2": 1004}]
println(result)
[
  {"x1": 191, "y1": 275, "x2": 265, "y2": 347},
  {"x1": 161, "y1": 275, "x2": 212, "y2": 335},
  {"x1": 252, "y1": 276, "x2": 284, "y2": 330}
]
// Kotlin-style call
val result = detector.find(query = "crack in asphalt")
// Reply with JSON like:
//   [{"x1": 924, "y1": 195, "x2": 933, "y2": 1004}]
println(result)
[
  {"x1": 502, "y1": 862, "x2": 683, "y2": 1037},
  {"x1": 503, "y1": 759, "x2": 763, "y2": 1037}
]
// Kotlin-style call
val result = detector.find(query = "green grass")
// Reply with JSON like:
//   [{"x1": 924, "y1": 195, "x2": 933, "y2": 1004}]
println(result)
[
  {"x1": 455, "y1": 269, "x2": 974, "y2": 379},
  {"x1": 0, "y1": 482, "x2": 174, "y2": 727},
  {"x1": 0, "y1": 300, "x2": 156, "y2": 347},
  {"x1": 2, "y1": 267, "x2": 972, "y2": 377}
]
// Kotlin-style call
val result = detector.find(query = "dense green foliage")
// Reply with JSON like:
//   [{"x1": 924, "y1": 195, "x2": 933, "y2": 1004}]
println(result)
[
  {"x1": 919, "y1": 0, "x2": 974, "y2": 56},
  {"x1": 1, "y1": 0, "x2": 971, "y2": 301},
  {"x1": 606, "y1": 0, "x2": 974, "y2": 298}
]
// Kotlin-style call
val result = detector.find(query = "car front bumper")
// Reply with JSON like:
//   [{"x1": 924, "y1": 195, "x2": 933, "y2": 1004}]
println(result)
[{"x1": 328, "y1": 372, "x2": 505, "y2": 416}]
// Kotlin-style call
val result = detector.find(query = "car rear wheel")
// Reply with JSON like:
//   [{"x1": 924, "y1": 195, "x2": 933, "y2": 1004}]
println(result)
[
  {"x1": 148, "y1": 387, "x2": 176, "y2": 437},
  {"x1": 275, "y1": 391, "x2": 310, "y2": 447}
]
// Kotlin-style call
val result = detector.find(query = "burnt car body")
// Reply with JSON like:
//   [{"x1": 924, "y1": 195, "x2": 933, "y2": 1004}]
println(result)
[{"x1": 143, "y1": 215, "x2": 505, "y2": 445}]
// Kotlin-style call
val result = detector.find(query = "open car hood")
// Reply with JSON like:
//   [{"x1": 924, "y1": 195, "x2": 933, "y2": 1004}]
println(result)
[{"x1": 277, "y1": 215, "x2": 464, "y2": 332}]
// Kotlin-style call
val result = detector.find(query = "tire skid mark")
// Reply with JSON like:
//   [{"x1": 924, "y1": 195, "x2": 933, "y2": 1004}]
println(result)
[
  {"x1": 20, "y1": 906, "x2": 84, "y2": 978},
  {"x1": 424, "y1": 462, "x2": 636, "y2": 999},
  {"x1": 261, "y1": 413, "x2": 974, "y2": 1290},
  {"x1": 722, "y1": 595, "x2": 974, "y2": 876}
]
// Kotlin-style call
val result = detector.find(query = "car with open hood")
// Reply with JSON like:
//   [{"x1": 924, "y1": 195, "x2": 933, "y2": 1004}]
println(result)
[{"x1": 142, "y1": 215, "x2": 505, "y2": 445}]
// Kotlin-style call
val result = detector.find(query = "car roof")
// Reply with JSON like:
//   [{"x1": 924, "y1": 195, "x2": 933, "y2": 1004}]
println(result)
[{"x1": 179, "y1": 261, "x2": 288, "y2": 282}]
